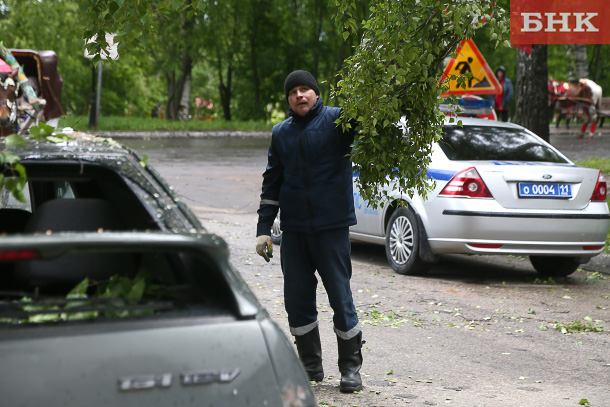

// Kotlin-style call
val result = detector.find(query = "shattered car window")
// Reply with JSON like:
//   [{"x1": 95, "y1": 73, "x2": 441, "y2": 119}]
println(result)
[{"x1": 0, "y1": 246, "x2": 236, "y2": 326}]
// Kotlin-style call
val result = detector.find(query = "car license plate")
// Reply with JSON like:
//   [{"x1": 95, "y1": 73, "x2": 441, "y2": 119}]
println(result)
[{"x1": 518, "y1": 182, "x2": 572, "y2": 198}]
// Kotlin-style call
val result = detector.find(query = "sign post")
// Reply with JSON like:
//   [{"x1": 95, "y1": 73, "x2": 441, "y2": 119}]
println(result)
[{"x1": 84, "y1": 34, "x2": 119, "y2": 130}]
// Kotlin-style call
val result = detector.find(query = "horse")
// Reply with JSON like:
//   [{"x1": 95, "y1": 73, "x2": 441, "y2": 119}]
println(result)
[
  {"x1": 548, "y1": 79, "x2": 575, "y2": 128},
  {"x1": 0, "y1": 71, "x2": 19, "y2": 137},
  {"x1": 548, "y1": 78, "x2": 603, "y2": 135}
]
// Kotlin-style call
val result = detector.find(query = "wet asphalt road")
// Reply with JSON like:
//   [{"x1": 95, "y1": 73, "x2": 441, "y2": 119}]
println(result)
[
  {"x1": 549, "y1": 126, "x2": 610, "y2": 162},
  {"x1": 119, "y1": 129, "x2": 610, "y2": 407}
]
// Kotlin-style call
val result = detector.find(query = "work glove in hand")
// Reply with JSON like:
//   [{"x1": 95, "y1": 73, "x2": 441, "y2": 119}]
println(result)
[{"x1": 256, "y1": 235, "x2": 273, "y2": 262}]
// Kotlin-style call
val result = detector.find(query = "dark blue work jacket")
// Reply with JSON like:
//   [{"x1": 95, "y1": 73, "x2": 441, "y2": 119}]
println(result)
[{"x1": 256, "y1": 98, "x2": 356, "y2": 236}]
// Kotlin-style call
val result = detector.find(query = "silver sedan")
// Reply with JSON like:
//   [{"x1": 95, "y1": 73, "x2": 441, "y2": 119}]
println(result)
[{"x1": 349, "y1": 117, "x2": 610, "y2": 276}]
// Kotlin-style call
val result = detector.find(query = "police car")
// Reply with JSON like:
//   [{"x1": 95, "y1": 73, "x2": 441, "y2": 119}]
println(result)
[{"x1": 350, "y1": 116, "x2": 609, "y2": 276}]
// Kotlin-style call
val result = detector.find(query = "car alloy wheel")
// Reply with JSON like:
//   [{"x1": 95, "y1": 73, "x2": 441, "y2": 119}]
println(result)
[
  {"x1": 389, "y1": 213, "x2": 414, "y2": 265},
  {"x1": 271, "y1": 210, "x2": 282, "y2": 245},
  {"x1": 385, "y1": 207, "x2": 430, "y2": 275}
]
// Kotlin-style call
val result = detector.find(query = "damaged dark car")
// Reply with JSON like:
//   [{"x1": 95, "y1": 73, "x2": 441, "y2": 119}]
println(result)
[{"x1": 0, "y1": 131, "x2": 314, "y2": 407}]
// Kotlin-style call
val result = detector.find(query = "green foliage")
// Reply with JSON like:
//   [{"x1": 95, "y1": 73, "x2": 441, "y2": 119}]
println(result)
[
  {"x1": 30, "y1": 122, "x2": 73, "y2": 143},
  {"x1": 0, "y1": 123, "x2": 73, "y2": 204},
  {"x1": 139, "y1": 153, "x2": 150, "y2": 168},
  {"x1": 334, "y1": 0, "x2": 509, "y2": 206},
  {"x1": 0, "y1": 149, "x2": 27, "y2": 203},
  {"x1": 532, "y1": 277, "x2": 557, "y2": 286},
  {"x1": 3, "y1": 270, "x2": 162, "y2": 324},
  {"x1": 575, "y1": 158, "x2": 610, "y2": 176},
  {"x1": 553, "y1": 318, "x2": 604, "y2": 334},
  {"x1": 3, "y1": 0, "x2": 607, "y2": 127}
]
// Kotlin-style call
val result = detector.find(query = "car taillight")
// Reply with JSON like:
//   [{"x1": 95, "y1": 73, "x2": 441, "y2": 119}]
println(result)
[
  {"x1": 440, "y1": 167, "x2": 493, "y2": 198},
  {"x1": 591, "y1": 171, "x2": 607, "y2": 202},
  {"x1": 0, "y1": 249, "x2": 38, "y2": 261}
]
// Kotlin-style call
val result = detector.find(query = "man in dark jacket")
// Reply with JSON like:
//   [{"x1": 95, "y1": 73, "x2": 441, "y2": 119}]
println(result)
[{"x1": 255, "y1": 70, "x2": 363, "y2": 393}]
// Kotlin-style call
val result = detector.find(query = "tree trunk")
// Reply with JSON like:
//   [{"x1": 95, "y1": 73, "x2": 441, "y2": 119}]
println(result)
[
  {"x1": 164, "y1": 5, "x2": 194, "y2": 121},
  {"x1": 514, "y1": 45, "x2": 549, "y2": 141},
  {"x1": 217, "y1": 55, "x2": 232, "y2": 121},
  {"x1": 177, "y1": 66, "x2": 192, "y2": 121},
  {"x1": 165, "y1": 73, "x2": 178, "y2": 120},
  {"x1": 566, "y1": 44, "x2": 588, "y2": 80},
  {"x1": 165, "y1": 54, "x2": 193, "y2": 120},
  {"x1": 590, "y1": 45, "x2": 601, "y2": 82}
]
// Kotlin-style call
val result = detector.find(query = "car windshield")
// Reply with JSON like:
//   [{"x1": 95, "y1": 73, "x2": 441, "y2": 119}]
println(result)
[{"x1": 439, "y1": 125, "x2": 569, "y2": 163}]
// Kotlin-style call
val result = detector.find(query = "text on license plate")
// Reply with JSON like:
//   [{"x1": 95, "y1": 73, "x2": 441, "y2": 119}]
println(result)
[{"x1": 518, "y1": 182, "x2": 572, "y2": 198}]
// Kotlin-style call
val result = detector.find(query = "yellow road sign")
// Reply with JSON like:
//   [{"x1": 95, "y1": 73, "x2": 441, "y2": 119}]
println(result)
[{"x1": 441, "y1": 39, "x2": 501, "y2": 96}]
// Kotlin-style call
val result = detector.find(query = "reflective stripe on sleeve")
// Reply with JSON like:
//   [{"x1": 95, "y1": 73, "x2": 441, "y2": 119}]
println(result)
[{"x1": 260, "y1": 199, "x2": 279, "y2": 206}]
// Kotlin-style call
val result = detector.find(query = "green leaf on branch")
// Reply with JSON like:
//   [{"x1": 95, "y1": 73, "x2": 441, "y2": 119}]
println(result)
[
  {"x1": 0, "y1": 152, "x2": 27, "y2": 203},
  {"x1": 29, "y1": 122, "x2": 55, "y2": 139},
  {"x1": 5, "y1": 134, "x2": 28, "y2": 147},
  {"x1": 30, "y1": 123, "x2": 73, "y2": 144},
  {"x1": 333, "y1": 0, "x2": 508, "y2": 208},
  {"x1": 139, "y1": 154, "x2": 149, "y2": 168}
]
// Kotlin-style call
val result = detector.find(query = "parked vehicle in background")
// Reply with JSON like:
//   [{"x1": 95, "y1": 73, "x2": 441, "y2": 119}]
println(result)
[
  {"x1": 439, "y1": 95, "x2": 497, "y2": 120},
  {"x1": 0, "y1": 131, "x2": 315, "y2": 407},
  {"x1": 350, "y1": 117, "x2": 609, "y2": 276},
  {"x1": 11, "y1": 49, "x2": 63, "y2": 127}
]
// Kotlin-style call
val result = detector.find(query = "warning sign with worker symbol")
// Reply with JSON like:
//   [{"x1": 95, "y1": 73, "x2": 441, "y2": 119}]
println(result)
[{"x1": 441, "y1": 39, "x2": 501, "y2": 96}]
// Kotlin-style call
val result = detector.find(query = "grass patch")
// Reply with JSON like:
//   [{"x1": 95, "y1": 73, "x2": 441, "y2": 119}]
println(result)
[
  {"x1": 57, "y1": 115, "x2": 273, "y2": 133},
  {"x1": 575, "y1": 158, "x2": 610, "y2": 254},
  {"x1": 576, "y1": 158, "x2": 610, "y2": 175}
]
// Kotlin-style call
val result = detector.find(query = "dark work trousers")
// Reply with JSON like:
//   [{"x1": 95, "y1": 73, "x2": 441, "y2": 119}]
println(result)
[{"x1": 280, "y1": 227, "x2": 360, "y2": 339}]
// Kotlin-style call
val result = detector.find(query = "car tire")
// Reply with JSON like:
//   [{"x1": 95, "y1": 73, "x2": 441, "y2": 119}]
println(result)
[
  {"x1": 385, "y1": 207, "x2": 431, "y2": 275},
  {"x1": 529, "y1": 256, "x2": 580, "y2": 277},
  {"x1": 271, "y1": 210, "x2": 282, "y2": 245}
]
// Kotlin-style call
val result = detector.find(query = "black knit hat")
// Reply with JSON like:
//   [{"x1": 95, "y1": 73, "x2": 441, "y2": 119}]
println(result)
[{"x1": 284, "y1": 70, "x2": 320, "y2": 102}]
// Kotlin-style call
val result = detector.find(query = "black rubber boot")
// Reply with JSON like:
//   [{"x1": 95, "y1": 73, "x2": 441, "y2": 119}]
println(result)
[
  {"x1": 294, "y1": 326, "x2": 324, "y2": 382},
  {"x1": 337, "y1": 331, "x2": 363, "y2": 393}
]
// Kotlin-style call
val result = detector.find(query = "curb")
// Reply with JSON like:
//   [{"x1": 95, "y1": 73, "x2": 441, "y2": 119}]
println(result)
[
  {"x1": 91, "y1": 130, "x2": 271, "y2": 139},
  {"x1": 581, "y1": 253, "x2": 610, "y2": 275}
]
